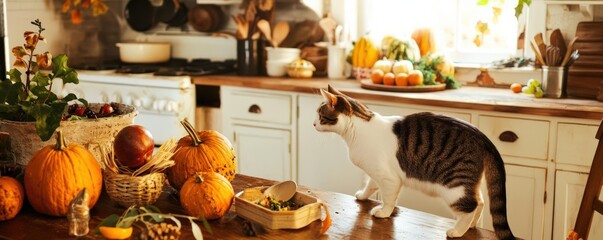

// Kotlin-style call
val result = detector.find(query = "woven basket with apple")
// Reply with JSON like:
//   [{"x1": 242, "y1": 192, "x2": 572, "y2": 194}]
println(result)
[{"x1": 102, "y1": 125, "x2": 176, "y2": 208}]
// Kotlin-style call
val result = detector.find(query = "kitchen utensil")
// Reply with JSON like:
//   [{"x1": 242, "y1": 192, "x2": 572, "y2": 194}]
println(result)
[
  {"x1": 541, "y1": 66, "x2": 567, "y2": 98},
  {"x1": 124, "y1": 0, "x2": 157, "y2": 32},
  {"x1": 115, "y1": 42, "x2": 171, "y2": 63},
  {"x1": 319, "y1": 15, "x2": 337, "y2": 45},
  {"x1": 534, "y1": 32, "x2": 547, "y2": 65},
  {"x1": 530, "y1": 41, "x2": 546, "y2": 66},
  {"x1": 165, "y1": 1, "x2": 188, "y2": 27},
  {"x1": 546, "y1": 45, "x2": 561, "y2": 67},
  {"x1": 188, "y1": 5, "x2": 223, "y2": 32},
  {"x1": 561, "y1": 37, "x2": 578, "y2": 67},
  {"x1": 156, "y1": 0, "x2": 177, "y2": 23},
  {"x1": 245, "y1": 0, "x2": 257, "y2": 38},
  {"x1": 272, "y1": 21, "x2": 289, "y2": 47},
  {"x1": 264, "y1": 180, "x2": 297, "y2": 202},
  {"x1": 567, "y1": 50, "x2": 580, "y2": 67},
  {"x1": 550, "y1": 28, "x2": 567, "y2": 58},
  {"x1": 257, "y1": 19, "x2": 272, "y2": 44}
]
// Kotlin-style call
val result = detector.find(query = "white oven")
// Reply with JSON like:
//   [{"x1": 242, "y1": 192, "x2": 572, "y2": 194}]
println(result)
[{"x1": 62, "y1": 71, "x2": 195, "y2": 146}]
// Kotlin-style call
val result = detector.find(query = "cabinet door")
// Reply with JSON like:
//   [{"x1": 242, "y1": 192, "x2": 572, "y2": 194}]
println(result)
[
  {"x1": 233, "y1": 125, "x2": 291, "y2": 181},
  {"x1": 297, "y1": 95, "x2": 364, "y2": 195},
  {"x1": 479, "y1": 164, "x2": 546, "y2": 240},
  {"x1": 553, "y1": 171, "x2": 603, "y2": 240}
]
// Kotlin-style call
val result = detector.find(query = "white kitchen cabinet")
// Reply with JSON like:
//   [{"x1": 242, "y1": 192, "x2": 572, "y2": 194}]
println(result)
[
  {"x1": 553, "y1": 171, "x2": 603, "y2": 240},
  {"x1": 233, "y1": 125, "x2": 291, "y2": 181},
  {"x1": 297, "y1": 95, "x2": 365, "y2": 195},
  {"x1": 478, "y1": 164, "x2": 546, "y2": 240}
]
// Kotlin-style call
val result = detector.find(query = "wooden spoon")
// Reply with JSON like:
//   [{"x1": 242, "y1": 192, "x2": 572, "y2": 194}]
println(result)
[
  {"x1": 272, "y1": 21, "x2": 289, "y2": 48},
  {"x1": 257, "y1": 19, "x2": 272, "y2": 44},
  {"x1": 561, "y1": 36, "x2": 578, "y2": 67},
  {"x1": 550, "y1": 28, "x2": 567, "y2": 58},
  {"x1": 530, "y1": 41, "x2": 546, "y2": 66},
  {"x1": 264, "y1": 180, "x2": 297, "y2": 202},
  {"x1": 534, "y1": 32, "x2": 547, "y2": 65}
]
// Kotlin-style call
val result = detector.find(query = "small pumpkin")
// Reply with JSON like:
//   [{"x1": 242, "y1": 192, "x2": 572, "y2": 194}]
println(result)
[
  {"x1": 179, "y1": 172, "x2": 234, "y2": 220},
  {"x1": 166, "y1": 119, "x2": 236, "y2": 190},
  {"x1": 0, "y1": 176, "x2": 25, "y2": 221},
  {"x1": 24, "y1": 130, "x2": 102, "y2": 217},
  {"x1": 411, "y1": 28, "x2": 437, "y2": 57}
]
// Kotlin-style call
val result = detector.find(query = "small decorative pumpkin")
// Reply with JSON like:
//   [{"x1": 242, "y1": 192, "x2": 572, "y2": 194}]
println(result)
[
  {"x1": 24, "y1": 130, "x2": 103, "y2": 217},
  {"x1": 411, "y1": 28, "x2": 437, "y2": 57},
  {"x1": 179, "y1": 172, "x2": 234, "y2": 220},
  {"x1": 167, "y1": 119, "x2": 236, "y2": 190},
  {"x1": 0, "y1": 176, "x2": 25, "y2": 221}
]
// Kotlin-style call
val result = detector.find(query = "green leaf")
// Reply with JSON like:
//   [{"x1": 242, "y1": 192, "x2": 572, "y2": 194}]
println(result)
[
  {"x1": 190, "y1": 218, "x2": 204, "y2": 240},
  {"x1": 62, "y1": 93, "x2": 78, "y2": 102},
  {"x1": 7, "y1": 69, "x2": 22, "y2": 83},
  {"x1": 7, "y1": 82, "x2": 25, "y2": 105},
  {"x1": 139, "y1": 207, "x2": 164, "y2": 223},
  {"x1": 515, "y1": 0, "x2": 531, "y2": 17},
  {"x1": 30, "y1": 85, "x2": 49, "y2": 97},
  {"x1": 476, "y1": 0, "x2": 489, "y2": 6},
  {"x1": 52, "y1": 54, "x2": 70, "y2": 78},
  {"x1": 95, "y1": 214, "x2": 121, "y2": 233},
  {"x1": 62, "y1": 69, "x2": 79, "y2": 85},
  {"x1": 145, "y1": 205, "x2": 161, "y2": 213},
  {"x1": 31, "y1": 71, "x2": 51, "y2": 87},
  {"x1": 78, "y1": 98, "x2": 88, "y2": 107},
  {"x1": 444, "y1": 75, "x2": 461, "y2": 89},
  {"x1": 21, "y1": 102, "x2": 66, "y2": 141}
]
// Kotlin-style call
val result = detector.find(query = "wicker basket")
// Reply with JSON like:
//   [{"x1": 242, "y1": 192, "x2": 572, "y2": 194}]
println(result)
[
  {"x1": 103, "y1": 171, "x2": 166, "y2": 208},
  {"x1": 0, "y1": 103, "x2": 137, "y2": 166}
]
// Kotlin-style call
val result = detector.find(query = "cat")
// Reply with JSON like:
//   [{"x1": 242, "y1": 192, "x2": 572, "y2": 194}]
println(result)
[{"x1": 313, "y1": 85, "x2": 515, "y2": 240}]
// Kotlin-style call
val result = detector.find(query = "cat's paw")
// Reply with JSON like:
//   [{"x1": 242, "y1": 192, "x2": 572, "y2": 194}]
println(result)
[
  {"x1": 369, "y1": 206, "x2": 392, "y2": 218},
  {"x1": 355, "y1": 190, "x2": 370, "y2": 200},
  {"x1": 446, "y1": 229, "x2": 465, "y2": 238}
]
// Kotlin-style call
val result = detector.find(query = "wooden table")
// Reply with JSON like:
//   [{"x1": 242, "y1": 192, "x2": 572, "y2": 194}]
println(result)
[{"x1": 0, "y1": 174, "x2": 498, "y2": 239}]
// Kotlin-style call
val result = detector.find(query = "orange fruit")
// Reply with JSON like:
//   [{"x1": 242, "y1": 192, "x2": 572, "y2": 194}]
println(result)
[
  {"x1": 383, "y1": 72, "x2": 396, "y2": 85},
  {"x1": 510, "y1": 83, "x2": 522, "y2": 93},
  {"x1": 370, "y1": 69, "x2": 385, "y2": 84},
  {"x1": 408, "y1": 70, "x2": 424, "y2": 86},
  {"x1": 395, "y1": 73, "x2": 408, "y2": 86},
  {"x1": 99, "y1": 226, "x2": 133, "y2": 240}
]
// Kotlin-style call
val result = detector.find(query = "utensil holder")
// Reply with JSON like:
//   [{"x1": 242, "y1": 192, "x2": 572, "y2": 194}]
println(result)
[
  {"x1": 237, "y1": 39, "x2": 265, "y2": 76},
  {"x1": 327, "y1": 45, "x2": 346, "y2": 79},
  {"x1": 542, "y1": 66, "x2": 568, "y2": 98}
]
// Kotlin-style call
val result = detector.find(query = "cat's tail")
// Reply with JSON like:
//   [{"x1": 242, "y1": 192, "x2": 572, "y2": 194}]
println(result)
[{"x1": 484, "y1": 152, "x2": 516, "y2": 240}]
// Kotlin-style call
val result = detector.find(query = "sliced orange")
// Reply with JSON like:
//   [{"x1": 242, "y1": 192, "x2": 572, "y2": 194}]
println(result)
[{"x1": 99, "y1": 226, "x2": 133, "y2": 240}]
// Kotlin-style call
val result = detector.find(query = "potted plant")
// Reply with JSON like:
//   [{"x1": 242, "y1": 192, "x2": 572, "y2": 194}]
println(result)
[{"x1": 0, "y1": 19, "x2": 137, "y2": 166}]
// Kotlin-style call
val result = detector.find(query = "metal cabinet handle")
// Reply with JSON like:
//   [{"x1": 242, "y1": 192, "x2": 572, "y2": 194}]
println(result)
[
  {"x1": 248, "y1": 104, "x2": 261, "y2": 114},
  {"x1": 498, "y1": 131, "x2": 518, "y2": 142}
]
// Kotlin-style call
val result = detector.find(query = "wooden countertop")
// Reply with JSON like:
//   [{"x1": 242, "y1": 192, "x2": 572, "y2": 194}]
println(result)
[
  {"x1": 192, "y1": 75, "x2": 603, "y2": 120},
  {"x1": 0, "y1": 174, "x2": 499, "y2": 239}
]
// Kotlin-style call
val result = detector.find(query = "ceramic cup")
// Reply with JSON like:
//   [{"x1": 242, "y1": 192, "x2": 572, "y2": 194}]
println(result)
[{"x1": 327, "y1": 45, "x2": 346, "y2": 79}]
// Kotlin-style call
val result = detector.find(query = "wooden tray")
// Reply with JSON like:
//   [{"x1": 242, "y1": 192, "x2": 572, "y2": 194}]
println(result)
[
  {"x1": 360, "y1": 79, "x2": 446, "y2": 92},
  {"x1": 235, "y1": 187, "x2": 323, "y2": 230}
]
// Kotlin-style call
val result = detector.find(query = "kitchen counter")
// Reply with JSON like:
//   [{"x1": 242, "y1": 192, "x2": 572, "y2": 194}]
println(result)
[
  {"x1": 192, "y1": 75, "x2": 603, "y2": 120},
  {"x1": 0, "y1": 174, "x2": 498, "y2": 239}
]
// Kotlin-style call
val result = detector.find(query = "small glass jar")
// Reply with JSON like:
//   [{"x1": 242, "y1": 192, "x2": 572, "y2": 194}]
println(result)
[{"x1": 68, "y1": 205, "x2": 90, "y2": 236}]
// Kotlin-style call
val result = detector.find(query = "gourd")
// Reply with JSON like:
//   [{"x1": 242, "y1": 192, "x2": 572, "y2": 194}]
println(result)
[
  {"x1": 352, "y1": 36, "x2": 380, "y2": 68},
  {"x1": 166, "y1": 119, "x2": 236, "y2": 190},
  {"x1": 0, "y1": 176, "x2": 24, "y2": 221},
  {"x1": 411, "y1": 28, "x2": 437, "y2": 57},
  {"x1": 24, "y1": 130, "x2": 102, "y2": 217},
  {"x1": 179, "y1": 172, "x2": 234, "y2": 220}
]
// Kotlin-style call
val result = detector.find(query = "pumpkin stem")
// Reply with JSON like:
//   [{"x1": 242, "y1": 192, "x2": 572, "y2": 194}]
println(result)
[
  {"x1": 54, "y1": 130, "x2": 67, "y2": 150},
  {"x1": 180, "y1": 118, "x2": 202, "y2": 147},
  {"x1": 194, "y1": 173, "x2": 204, "y2": 183}
]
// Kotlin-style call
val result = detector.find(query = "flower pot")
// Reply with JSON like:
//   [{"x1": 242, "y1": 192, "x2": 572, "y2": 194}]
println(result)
[{"x1": 0, "y1": 103, "x2": 138, "y2": 167}]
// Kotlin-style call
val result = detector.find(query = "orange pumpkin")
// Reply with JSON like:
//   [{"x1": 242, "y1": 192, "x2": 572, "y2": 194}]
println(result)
[
  {"x1": 411, "y1": 28, "x2": 437, "y2": 57},
  {"x1": 166, "y1": 119, "x2": 236, "y2": 190},
  {"x1": 179, "y1": 172, "x2": 234, "y2": 220},
  {"x1": 0, "y1": 176, "x2": 25, "y2": 221},
  {"x1": 24, "y1": 130, "x2": 102, "y2": 217}
]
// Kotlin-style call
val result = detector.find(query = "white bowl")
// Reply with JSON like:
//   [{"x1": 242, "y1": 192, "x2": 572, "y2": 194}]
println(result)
[
  {"x1": 266, "y1": 59, "x2": 291, "y2": 77},
  {"x1": 266, "y1": 47, "x2": 301, "y2": 62}
]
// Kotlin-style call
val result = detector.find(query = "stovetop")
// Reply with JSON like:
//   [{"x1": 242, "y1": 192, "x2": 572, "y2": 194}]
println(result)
[{"x1": 73, "y1": 58, "x2": 236, "y2": 77}]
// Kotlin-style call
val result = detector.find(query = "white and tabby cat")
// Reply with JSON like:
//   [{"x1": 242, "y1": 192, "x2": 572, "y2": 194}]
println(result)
[{"x1": 313, "y1": 85, "x2": 515, "y2": 240}]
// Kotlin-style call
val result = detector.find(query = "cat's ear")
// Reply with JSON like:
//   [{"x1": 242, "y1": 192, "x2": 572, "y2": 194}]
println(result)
[
  {"x1": 320, "y1": 88, "x2": 338, "y2": 110},
  {"x1": 327, "y1": 84, "x2": 347, "y2": 96}
]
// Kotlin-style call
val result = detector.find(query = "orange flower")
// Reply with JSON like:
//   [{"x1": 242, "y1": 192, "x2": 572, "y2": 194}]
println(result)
[
  {"x1": 12, "y1": 46, "x2": 29, "y2": 59},
  {"x1": 36, "y1": 53, "x2": 52, "y2": 68},
  {"x1": 62, "y1": 0, "x2": 71, "y2": 13},
  {"x1": 82, "y1": 0, "x2": 91, "y2": 9},
  {"x1": 12, "y1": 59, "x2": 27, "y2": 69},
  {"x1": 91, "y1": 0, "x2": 109, "y2": 16},
  {"x1": 24, "y1": 33, "x2": 39, "y2": 50}
]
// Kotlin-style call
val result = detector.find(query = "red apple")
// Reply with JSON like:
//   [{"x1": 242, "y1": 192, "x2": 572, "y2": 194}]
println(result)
[{"x1": 114, "y1": 125, "x2": 154, "y2": 169}]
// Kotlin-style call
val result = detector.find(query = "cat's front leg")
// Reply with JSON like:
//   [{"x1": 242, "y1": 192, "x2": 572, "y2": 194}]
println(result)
[
  {"x1": 370, "y1": 177, "x2": 402, "y2": 218},
  {"x1": 355, "y1": 176, "x2": 379, "y2": 200}
]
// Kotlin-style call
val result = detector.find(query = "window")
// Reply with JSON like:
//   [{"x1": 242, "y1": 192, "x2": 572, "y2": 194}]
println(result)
[{"x1": 329, "y1": 0, "x2": 539, "y2": 65}]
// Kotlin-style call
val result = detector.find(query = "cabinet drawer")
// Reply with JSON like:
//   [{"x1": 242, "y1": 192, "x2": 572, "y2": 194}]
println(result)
[
  {"x1": 478, "y1": 116, "x2": 549, "y2": 160},
  {"x1": 556, "y1": 123, "x2": 598, "y2": 166},
  {"x1": 229, "y1": 91, "x2": 291, "y2": 125}
]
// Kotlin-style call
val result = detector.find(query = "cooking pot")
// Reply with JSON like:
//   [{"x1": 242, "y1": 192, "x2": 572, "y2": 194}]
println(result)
[{"x1": 115, "y1": 42, "x2": 171, "y2": 63}]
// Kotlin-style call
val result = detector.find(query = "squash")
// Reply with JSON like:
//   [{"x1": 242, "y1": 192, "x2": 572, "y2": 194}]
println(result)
[
  {"x1": 0, "y1": 176, "x2": 24, "y2": 221},
  {"x1": 24, "y1": 130, "x2": 102, "y2": 217},
  {"x1": 167, "y1": 119, "x2": 236, "y2": 190},
  {"x1": 411, "y1": 28, "x2": 437, "y2": 57},
  {"x1": 179, "y1": 172, "x2": 234, "y2": 220}
]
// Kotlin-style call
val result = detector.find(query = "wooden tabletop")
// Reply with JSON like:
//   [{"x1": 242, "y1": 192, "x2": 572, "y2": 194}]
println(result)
[
  {"x1": 192, "y1": 75, "x2": 603, "y2": 120},
  {"x1": 0, "y1": 174, "x2": 498, "y2": 239}
]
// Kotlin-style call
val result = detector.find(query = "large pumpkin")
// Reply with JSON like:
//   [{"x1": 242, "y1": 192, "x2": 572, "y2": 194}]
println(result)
[
  {"x1": 0, "y1": 176, "x2": 25, "y2": 221},
  {"x1": 179, "y1": 172, "x2": 234, "y2": 220},
  {"x1": 24, "y1": 130, "x2": 103, "y2": 217},
  {"x1": 166, "y1": 119, "x2": 236, "y2": 190}
]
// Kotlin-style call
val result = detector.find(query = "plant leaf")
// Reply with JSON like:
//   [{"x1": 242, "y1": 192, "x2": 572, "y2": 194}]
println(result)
[
  {"x1": 476, "y1": 0, "x2": 489, "y2": 6},
  {"x1": 7, "y1": 69, "x2": 22, "y2": 83},
  {"x1": 62, "y1": 69, "x2": 79, "y2": 85},
  {"x1": 21, "y1": 101, "x2": 66, "y2": 141},
  {"x1": 168, "y1": 216, "x2": 181, "y2": 229},
  {"x1": 189, "y1": 218, "x2": 204, "y2": 240},
  {"x1": 52, "y1": 54, "x2": 69, "y2": 78},
  {"x1": 62, "y1": 93, "x2": 77, "y2": 102},
  {"x1": 198, "y1": 213, "x2": 212, "y2": 235},
  {"x1": 145, "y1": 205, "x2": 161, "y2": 213},
  {"x1": 95, "y1": 214, "x2": 120, "y2": 233},
  {"x1": 139, "y1": 207, "x2": 164, "y2": 223},
  {"x1": 31, "y1": 71, "x2": 51, "y2": 87},
  {"x1": 78, "y1": 98, "x2": 88, "y2": 106}
]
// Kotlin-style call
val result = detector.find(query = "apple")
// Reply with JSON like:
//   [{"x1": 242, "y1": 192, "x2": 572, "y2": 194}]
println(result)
[
  {"x1": 392, "y1": 60, "x2": 414, "y2": 75},
  {"x1": 114, "y1": 125, "x2": 155, "y2": 169}
]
